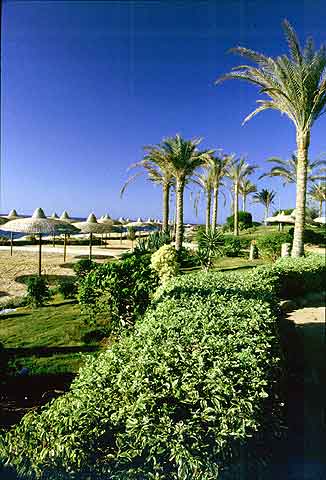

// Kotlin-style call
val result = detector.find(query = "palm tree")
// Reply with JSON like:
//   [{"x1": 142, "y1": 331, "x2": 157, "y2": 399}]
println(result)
[
  {"x1": 159, "y1": 135, "x2": 213, "y2": 250},
  {"x1": 253, "y1": 189, "x2": 276, "y2": 223},
  {"x1": 217, "y1": 20, "x2": 326, "y2": 256},
  {"x1": 121, "y1": 156, "x2": 174, "y2": 234},
  {"x1": 239, "y1": 178, "x2": 257, "y2": 211},
  {"x1": 210, "y1": 153, "x2": 233, "y2": 230},
  {"x1": 193, "y1": 169, "x2": 214, "y2": 233},
  {"x1": 309, "y1": 183, "x2": 326, "y2": 216},
  {"x1": 226, "y1": 157, "x2": 257, "y2": 236},
  {"x1": 260, "y1": 153, "x2": 326, "y2": 185}
]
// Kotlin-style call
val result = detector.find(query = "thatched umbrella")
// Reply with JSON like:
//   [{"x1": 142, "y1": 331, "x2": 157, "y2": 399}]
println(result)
[
  {"x1": 98, "y1": 214, "x2": 114, "y2": 247},
  {"x1": 74, "y1": 213, "x2": 110, "y2": 259},
  {"x1": 1, "y1": 209, "x2": 24, "y2": 256},
  {"x1": 59, "y1": 211, "x2": 81, "y2": 260},
  {"x1": 313, "y1": 216, "x2": 326, "y2": 224},
  {"x1": 1, "y1": 208, "x2": 79, "y2": 275}
]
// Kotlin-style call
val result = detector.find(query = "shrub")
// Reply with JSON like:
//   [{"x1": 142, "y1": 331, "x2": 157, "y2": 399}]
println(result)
[
  {"x1": 81, "y1": 327, "x2": 108, "y2": 344},
  {"x1": 73, "y1": 259, "x2": 96, "y2": 278},
  {"x1": 222, "y1": 236, "x2": 243, "y2": 257},
  {"x1": 26, "y1": 276, "x2": 51, "y2": 307},
  {"x1": 288, "y1": 227, "x2": 326, "y2": 246},
  {"x1": 177, "y1": 247, "x2": 200, "y2": 268},
  {"x1": 78, "y1": 254, "x2": 158, "y2": 331},
  {"x1": 134, "y1": 231, "x2": 172, "y2": 255},
  {"x1": 57, "y1": 278, "x2": 78, "y2": 299},
  {"x1": 251, "y1": 254, "x2": 326, "y2": 299},
  {"x1": 256, "y1": 232, "x2": 292, "y2": 260},
  {"x1": 196, "y1": 228, "x2": 224, "y2": 270},
  {"x1": 0, "y1": 268, "x2": 283, "y2": 479},
  {"x1": 226, "y1": 211, "x2": 252, "y2": 231},
  {"x1": 151, "y1": 244, "x2": 179, "y2": 284}
]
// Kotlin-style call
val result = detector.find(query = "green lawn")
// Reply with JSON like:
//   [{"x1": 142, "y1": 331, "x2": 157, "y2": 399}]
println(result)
[{"x1": 0, "y1": 298, "x2": 100, "y2": 375}]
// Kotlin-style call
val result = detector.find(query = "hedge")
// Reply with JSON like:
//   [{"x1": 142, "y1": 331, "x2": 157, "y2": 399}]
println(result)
[{"x1": 1, "y1": 255, "x2": 324, "y2": 479}]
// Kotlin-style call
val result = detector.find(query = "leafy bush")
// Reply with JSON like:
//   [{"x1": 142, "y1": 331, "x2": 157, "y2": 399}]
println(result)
[
  {"x1": 226, "y1": 211, "x2": 252, "y2": 231},
  {"x1": 81, "y1": 327, "x2": 108, "y2": 344},
  {"x1": 196, "y1": 228, "x2": 224, "y2": 269},
  {"x1": 57, "y1": 278, "x2": 78, "y2": 299},
  {"x1": 151, "y1": 244, "x2": 179, "y2": 284},
  {"x1": 26, "y1": 276, "x2": 51, "y2": 307},
  {"x1": 134, "y1": 231, "x2": 172, "y2": 255},
  {"x1": 177, "y1": 247, "x2": 200, "y2": 268},
  {"x1": 0, "y1": 268, "x2": 283, "y2": 479},
  {"x1": 73, "y1": 259, "x2": 97, "y2": 278},
  {"x1": 256, "y1": 232, "x2": 292, "y2": 260},
  {"x1": 78, "y1": 254, "x2": 158, "y2": 331},
  {"x1": 288, "y1": 227, "x2": 326, "y2": 246},
  {"x1": 222, "y1": 236, "x2": 243, "y2": 257},
  {"x1": 251, "y1": 254, "x2": 326, "y2": 299}
]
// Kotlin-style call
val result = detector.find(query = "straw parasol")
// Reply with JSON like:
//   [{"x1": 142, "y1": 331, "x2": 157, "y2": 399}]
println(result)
[
  {"x1": 50, "y1": 212, "x2": 59, "y2": 219},
  {"x1": 98, "y1": 214, "x2": 114, "y2": 248},
  {"x1": 313, "y1": 216, "x2": 326, "y2": 224},
  {"x1": 73, "y1": 213, "x2": 111, "y2": 259},
  {"x1": 1, "y1": 210, "x2": 25, "y2": 255},
  {"x1": 1, "y1": 208, "x2": 79, "y2": 275}
]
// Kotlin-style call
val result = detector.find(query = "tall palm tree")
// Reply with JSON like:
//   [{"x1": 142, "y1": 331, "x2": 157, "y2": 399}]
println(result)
[
  {"x1": 225, "y1": 157, "x2": 257, "y2": 236},
  {"x1": 260, "y1": 153, "x2": 326, "y2": 185},
  {"x1": 253, "y1": 189, "x2": 276, "y2": 223},
  {"x1": 217, "y1": 20, "x2": 326, "y2": 256},
  {"x1": 209, "y1": 153, "x2": 233, "y2": 230},
  {"x1": 239, "y1": 178, "x2": 257, "y2": 211},
  {"x1": 309, "y1": 183, "x2": 326, "y2": 216},
  {"x1": 159, "y1": 135, "x2": 213, "y2": 250},
  {"x1": 193, "y1": 168, "x2": 214, "y2": 233},
  {"x1": 120, "y1": 156, "x2": 174, "y2": 234}
]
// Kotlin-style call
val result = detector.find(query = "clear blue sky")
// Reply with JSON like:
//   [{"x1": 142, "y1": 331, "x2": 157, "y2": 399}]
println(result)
[{"x1": 1, "y1": 0, "x2": 325, "y2": 223}]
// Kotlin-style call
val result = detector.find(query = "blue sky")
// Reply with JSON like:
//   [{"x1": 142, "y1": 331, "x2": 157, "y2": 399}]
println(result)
[{"x1": 1, "y1": 0, "x2": 325, "y2": 223}]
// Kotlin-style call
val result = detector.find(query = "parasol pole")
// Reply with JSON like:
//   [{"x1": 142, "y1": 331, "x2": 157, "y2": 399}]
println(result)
[
  {"x1": 38, "y1": 233, "x2": 42, "y2": 276},
  {"x1": 10, "y1": 232, "x2": 13, "y2": 256},
  {"x1": 63, "y1": 234, "x2": 67, "y2": 262},
  {"x1": 89, "y1": 232, "x2": 93, "y2": 260}
]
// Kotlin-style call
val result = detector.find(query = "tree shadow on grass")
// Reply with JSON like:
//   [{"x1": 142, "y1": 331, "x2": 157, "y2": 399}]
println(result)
[
  {"x1": 15, "y1": 274, "x2": 74, "y2": 286},
  {"x1": 74, "y1": 254, "x2": 115, "y2": 260}
]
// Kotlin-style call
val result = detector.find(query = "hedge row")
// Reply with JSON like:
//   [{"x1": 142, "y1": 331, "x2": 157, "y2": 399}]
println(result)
[{"x1": 1, "y1": 255, "x2": 325, "y2": 479}]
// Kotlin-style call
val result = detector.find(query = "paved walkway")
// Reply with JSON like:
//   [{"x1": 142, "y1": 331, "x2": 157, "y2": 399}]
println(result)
[{"x1": 268, "y1": 297, "x2": 326, "y2": 479}]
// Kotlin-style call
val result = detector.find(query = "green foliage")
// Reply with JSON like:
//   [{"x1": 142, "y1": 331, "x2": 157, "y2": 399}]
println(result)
[
  {"x1": 288, "y1": 227, "x2": 326, "y2": 246},
  {"x1": 196, "y1": 228, "x2": 224, "y2": 269},
  {"x1": 57, "y1": 278, "x2": 78, "y2": 299},
  {"x1": 251, "y1": 254, "x2": 326, "y2": 299},
  {"x1": 226, "y1": 211, "x2": 252, "y2": 230},
  {"x1": 256, "y1": 232, "x2": 292, "y2": 260},
  {"x1": 222, "y1": 236, "x2": 242, "y2": 257},
  {"x1": 26, "y1": 276, "x2": 51, "y2": 307},
  {"x1": 78, "y1": 254, "x2": 159, "y2": 331},
  {"x1": 151, "y1": 244, "x2": 179, "y2": 284},
  {"x1": 177, "y1": 247, "x2": 200, "y2": 268},
  {"x1": 134, "y1": 231, "x2": 172, "y2": 255},
  {"x1": 0, "y1": 267, "x2": 283, "y2": 479},
  {"x1": 73, "y1": 259, "x2": 97, "y2": 278},
  {"x1": 127, "y1": 226, "x2": 136, "y2": 242}
]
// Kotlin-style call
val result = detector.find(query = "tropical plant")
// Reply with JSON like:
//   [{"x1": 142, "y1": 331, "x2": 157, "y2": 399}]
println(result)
[
  {"x1": 309, "y1": 183, "x2": 326, "y2": 216},
  {"x1": 217, "y1": 20, "x2": 326, "y2": 256},
  {"x1": 209, "y1": 153, "x2": 232, "y2": 230},
  {"x1": 121, "y1": 156, "x2": 174, "y2": 234},
  {"x1": 253, "y1": 189, "x2": 276, "y2": 223},
  {"x1": 260, "y1": 153, "x2": 326, "y2": 185},
  {"x1": 225, "y1": 157, "x2": 257, "y2": 235},
  {"x1": 26, "y1": 276, "x2": 51, "y2": 307},
  {"x1": 156, "y1": 135, "x2": 213, "y2": 250},
  {"x1": 196, "y1": 228, "x2": 224, "y2": 270},
  {"x1": 239, "y1": 178, "x2": 257, "y2": 211},
  {"x1": 151, "y1": 244, "x2": 179, "y2": 285},
  {"x1": 192, "y1": 168, "x2": 214, "y2": 233},
  {"x1": 127, "y1": 226, "x2": 136, "y2": 251}
]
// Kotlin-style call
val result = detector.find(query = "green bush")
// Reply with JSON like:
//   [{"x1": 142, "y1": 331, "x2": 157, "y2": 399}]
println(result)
[
  {"x1": 0, "y1": 269, "x2": 282, "y2": 479},
  {"x1": 226, "y1": 211, "x2": 252, "y2": 231},
  {"x1": 73, "y1": 258, "x2": 97, "y2": 278},
  {"x1": 57, "y1": 278, "x2": 78, "y2": 299},
  {"x1": 177, "y1": 247, "x2": 200, "y2": 268},
  {"x1": 196, "y1": 228, "x2": 224, "y2": 270},
  {"x1": 134, "y1": 231, "x2": 172, "y2": 255},
  {"x1": 288, "y1": 227, "x2": 326, "y2": 246},
  {"x1": 222, "y1": 236, "x2": 243, "y2": 257},
  {"x1": 151, "y1": 244, "x2": 179, "y2": 284},
  {"x1": 256, "y1": 232, "x2": 292, "y2": 260},
  {"x1": 78, "y1": 254, "x2": 159, "y2": 331},
  {"x1": 26, "y1": 276, "x2": 51, "y2": 307},
  {"x1": 251, "y1": 254, "x2": 326, "y2": 299}
]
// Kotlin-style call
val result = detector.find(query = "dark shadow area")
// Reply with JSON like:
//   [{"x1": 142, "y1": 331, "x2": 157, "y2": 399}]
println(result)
[
  {"x1": 74, "y1": 254, "x2": 114, "y2": 260},
  {"x1": 4, "y1": 345, "x2": 99, "y2": 358},
  {"x1": 0, "y1": 312, "x2": 30, "y2": 319},
  {"x1": 15, "y1": 274, "x2": 73, "y2": 286},
  {"x1": 0, "y1": 291, "x2": 9, "y2": 298}
]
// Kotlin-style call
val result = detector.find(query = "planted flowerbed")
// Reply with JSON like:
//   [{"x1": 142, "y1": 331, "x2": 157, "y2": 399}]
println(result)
[{"x1": 0, "y1": 255, "x2": 324, "y2": 479}]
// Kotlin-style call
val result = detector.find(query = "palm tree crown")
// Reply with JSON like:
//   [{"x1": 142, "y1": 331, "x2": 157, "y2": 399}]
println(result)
[
  {"x1": 217, "y1": 19, "x2": 326, "y2": 256},
  {"x1": 253, "y1": 189, "x2": 276, "y2": 221},
  {"x1": 239, "y1": 178, "x2": 257, "y2": 211},
  {"x1": 260, "y1": 153, "x2": 326, "y2": 185},
  {"x1": 309, "y1": 183, "x2": 326, "y2": 216}
]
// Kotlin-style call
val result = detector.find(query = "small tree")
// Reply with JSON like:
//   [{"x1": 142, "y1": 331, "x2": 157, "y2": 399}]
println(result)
[{"x1": 196, "y1": 228, "x2": 224, "y2": 271}]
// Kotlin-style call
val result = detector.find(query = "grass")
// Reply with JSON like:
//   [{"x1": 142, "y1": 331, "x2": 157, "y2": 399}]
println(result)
[{"x1": 0, "y1": 297, "x2": 101, "y2": 375}]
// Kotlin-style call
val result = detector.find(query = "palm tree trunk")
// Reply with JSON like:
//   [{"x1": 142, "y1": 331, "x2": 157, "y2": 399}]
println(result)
[
  {"x1": 175, "y1": 178, "x2": 185, "y2": 251},
  {"x1": 264, "y1": 206, "x2": 268, "y2": 225},
  {"x1": 292, "y1": 131, "x2": 310, "y2": 257},
  {"x1": 205, "y1": 190, "x2": 211, "y2": 233},
  {"x1": 211, "y1": 186, "x2": 219, "y2": 231},
  {"x1": 242, "y1": 195, "x2": 246, "y2": 212},
  {"x1": 319, "y1": 200, "x2": 323, "y2": 217},
  {"x1": 162, "y1": 183, "x2": 170, "y2": 234},
  {"x1": 234, "y1": 182, "x2": 239, "y2": 236}
]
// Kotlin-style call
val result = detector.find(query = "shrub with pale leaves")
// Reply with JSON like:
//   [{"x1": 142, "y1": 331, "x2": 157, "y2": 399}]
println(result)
[{"x1": 150, "y1": 244, "x2": 179, "y2": 284}]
